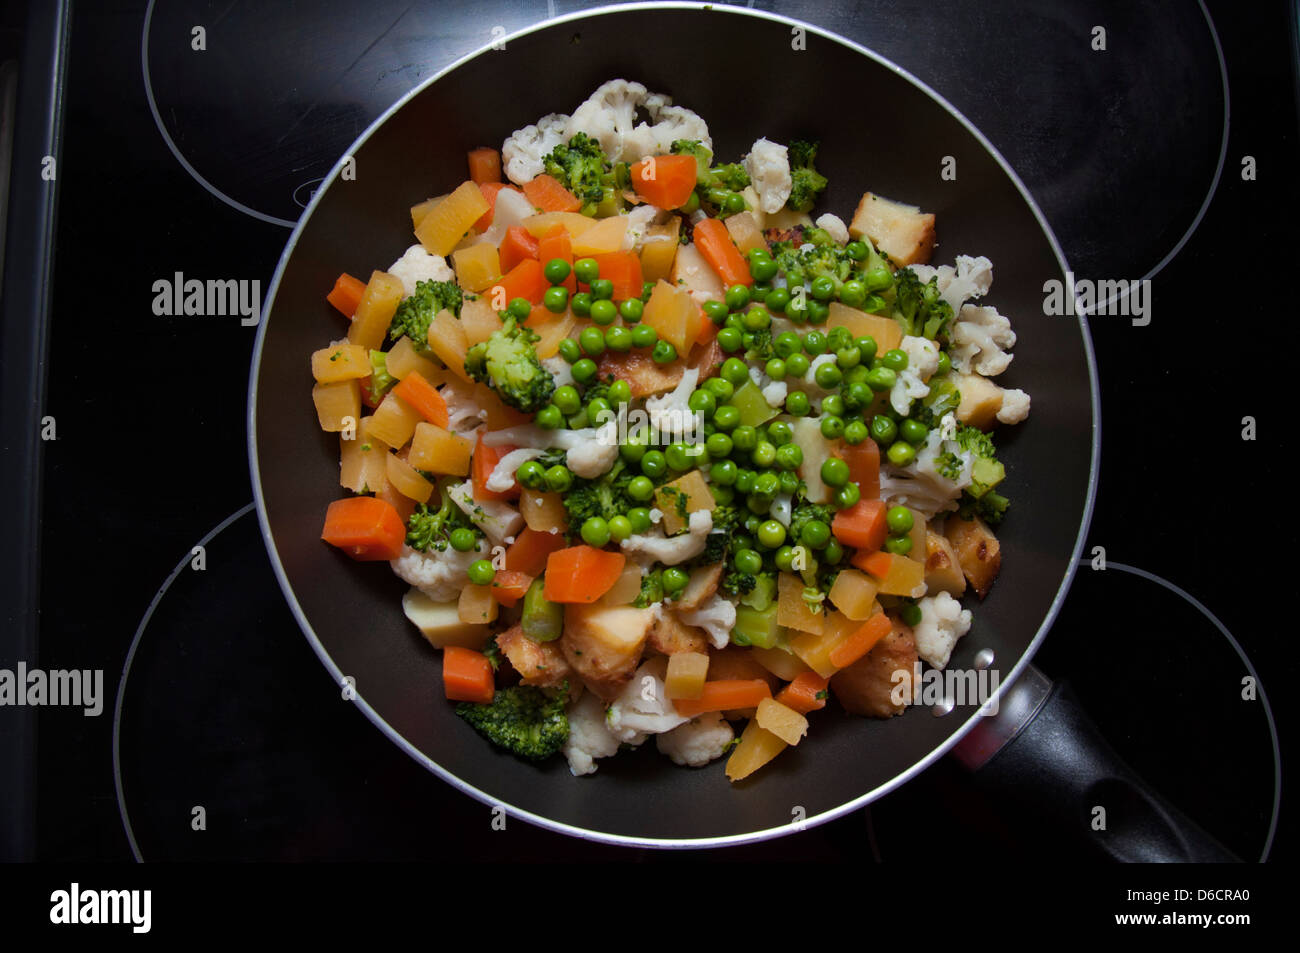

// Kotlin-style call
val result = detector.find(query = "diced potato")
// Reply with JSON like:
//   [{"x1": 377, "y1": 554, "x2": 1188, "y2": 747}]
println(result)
[
  {"x1": 528, "y1": 310, "x2": 575, "y2": 360},
  {"x1": 827, "y1": 302, "x2": 902, "y2": 354},
  {"x1": 407, "y1": 421, "x2": 472, "y2": 476},
  {"x1": 755, "y1": 698, "x2": 809, "y2": 746},
  {"x1": 367, "y1": 392, "x2": 422, "y2": 448},
  {"x1": 849, "y1": 192, "x2": 936, "y2": 266},
  {"x1": 348, "y1": 271, "x2": 406, "y2": 350},
  {"x1": 655, "y1": 469, "x2": 715, "y2": 536},
  {"x1": 676, "y1": 563, "x2": 723, "y2": 611},
  {"x1": 520, "y1": 488, "x2": 567, "y2": 532},
  {"x1": 777, "y1": 571, "x2": 824, "y2": 636},
  {"x1": 311, "y1": 343, "x2": 370, "y2": 383},
  {"x1": 788, "y1": 611, "x2": 857, "y2": 678},
  {"x1": 339, "y1": 417, "x2": 388, "y2": 494},
  {"x1": 415, "y1": 181, "x2": 490, "y2": 256},
  {"x1": 665, "y1": 651, "x2": 710, "y2": 700},
  {"x1": 725, "y1": 719, "x2": 788, "y2": 782},
  {"x1": 954, "y1": 372, "x2": 1005, "y2": 430},
  {"x1": 401, "y1": 588, "x2": 489, "y2": 649},
  {"x1": 458, "y1": 583, "x2": 499, "y2": 625},
  {"x1": 451, "y1": 243, "x2": 502, "y2": 293},
  {"x1": 561, "y1": 603, "x2": 656, "y2": 699},
  {"x1": 867, "y1": 553, "x2": 927, "y2": 598},
  {"x1": 750, "y1": 645, "x2": 812, "y2": 682},
  {"x1": 827, "y1": 568, "x2": 880, "y2": 621},
  {"x1": 385, "y1": 452, "x2": 434, "y2": 503},
  {"x1": 570, "y1": 215, "x2": 629, "y2": 256},
  {"x1": 762, "y1": 207, "x2": 814, "y2": 233},
  {"x1": 639, "y1": 218, "x2": 681, "y2": 282},
  {"x1": 670, "y1": 242, "x2": 723, "y2": 302},
  {"x1": 724, "y1": 211, "x2": 766, "y2": 255},
  {"x1": 598, "y1": 564, "x2": 643, "y2": 607},
  {"x1": 944, "y1": 514, "x2": 1002, "y2": 599},
  {"x1": 312, "y1": 379, "x2": 360, "y2": 433},
  {"x1": 385, "y1": 336, "x2": 445, "y2": 384},
  {"x1": 649, "y1": 611, "x2": 708, "y2": 655},
  {"x1": 643, "y1": 279, "x2": 697, "y2": 355},
  {"x1": 924, "y1": 529, "x2": 966, "y2": 596},
  {"x1": 519, "y1": 212, "x2": 599, "y2": 239},
  {"x1": 427, "y1": 309, "x2": 471, "y2": 382}
]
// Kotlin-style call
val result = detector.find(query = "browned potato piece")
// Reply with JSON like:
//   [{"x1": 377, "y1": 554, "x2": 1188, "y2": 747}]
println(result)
[
  {"x1": 648, "y1": 611, "x2": 709, "y2": 656},
  {"x1": 495, "y1": 624, "x2": 570, "y2": 688},
  {"x1": 596, "y1": 347, "x2": 685, "y2": 398},
  {"x1": 849, "y1": 193, "x2": 936, "y2": 266},
  {"x1": 924, "y1": 530, "x2": 966, "y2": 597},
  {"x1": 944, "y1": 514, "x2": 1002, "y2": 599},
  {"x1": 675, "y1": 563, "x2": 723, "y2": 612},
  {"x1": 953, "y1": 372, "x2": 1005, "y2": 430},
  {"x1": 830, "y1": 621, "x2": 918, "y2": 718},
  {"x1": 561, "y1": 604, "x2": 655, "y2": 700}
]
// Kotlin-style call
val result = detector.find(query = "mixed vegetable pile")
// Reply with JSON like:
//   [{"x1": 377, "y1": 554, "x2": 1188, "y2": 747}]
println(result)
[{"x1": 310, "y1": 80, "x2": 1031, "y2": 781}]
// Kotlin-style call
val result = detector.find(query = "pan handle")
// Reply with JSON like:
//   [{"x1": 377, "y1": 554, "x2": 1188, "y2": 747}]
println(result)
[{"x1": 952, "y1": 665, "x2": 1240, "y2": 862}]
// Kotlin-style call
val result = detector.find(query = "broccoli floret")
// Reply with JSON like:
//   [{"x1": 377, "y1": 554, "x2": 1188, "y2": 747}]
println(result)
[
  {"x1": 959, "y1": 490, "x2": 1009, "y2": 526},
  {"x1": 406, "y1": 485, "x2": 480, "y2": 552},
  {"x1": 464, "y1": 316, "x2": 555, "y2": 413},
  {"x1": 704, "y1": 162, "x2": 750, "y2": 192},
  {"x1": 953, "y1": 425, "x2": 997, "y2": 460},
  {"x1": 671, "y1": 139, "x2": 713, "y2": 178},
  {"x1": 789, "y1": 501, "x2": 834, "y2": 547},
  {"x1": 802, "y1": 226, "x2": 836, "y2": 247},
  {"x1": 691, "y1": 503, "x2": 739, "y2": 569},
  {"x1": 455, "y1": 685, "x2": 569, "y2": 761},
  {"x1": 935, "y1": 451, "x2": 966, "y2": 482},
  {"x1": 721, "y1": 570, "x2": 757, "y2": 597},
  {"x1": 953, "y1": 425, "x2": 1008, "y2": 511},
  {"x1": 364, "y1": 349, "x2": 396, "y2": 405},
  {"x1": 543, "y1": 133, "x2": 612, "y2": 215},
  {"x1": 893, "y1": 267, "x2": 955, "y2": 341},
  {"x1": 786, "y1": 139, "x2": 828, "y2": 212},
  {"x1": 562, "y1": 460, "x2": 632, "y2": 533},
  {"x1": 388, "y1": 279, "x2": 464, "y2": 354},
  {"x1": 634, "y1": 568, "x2": 664, "y2": 608},
  {"x1": 913, "y1": 374, "x2": 961, "y2": 427},
  {"x1": 745, "y1": 326, "x2": 775, "y2": 362}
]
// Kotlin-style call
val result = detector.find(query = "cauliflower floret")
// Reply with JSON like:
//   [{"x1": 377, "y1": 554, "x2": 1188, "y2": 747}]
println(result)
[
  {"x1": 541, "y1": 355, "x2": 575, "y2": 390},
  {"x1": 744, "y1": 138, "x2": 792, "y2": 214},
  {"x1": 761, "y1": 379, "x2": 788, "y2": 408},
  {"x1": 791, "y1": 417, "x2": 833, "y2": 504},
  {"x1": 770, "y1": 492, "x2": 793, "y2": 528},
  {"x1": 814, "y1": 213, "x2": 850, "y2": 245},
  {"x1": 390, "y1": 541, "x2": 486, "y2": 603},
  {"x1": 605, "y1": 656, "x2": 689, "y2": 743},
  {"x1": 623, "y1": 203, "x2": 667, "y2": 252},
  {"x1": 676, "y1": 592, "x2": 737, "y2": 650},
  {"x1": 387, "y1": 244, "x2": 455, "y2": 298},
  {"x1": 563, "y1": 690, "x2": 621, "y2": 776},
  {"x1": 656, "y1": 711, "x2": 735, "y2": 767},
  {"x1": 950, "y1": 303, "x2": 1016, "y2": 377},
  {"x1": 439, "y1": 378, "x2": 488, "y2": 434},
  {"x1": 996, "y1": 387, "x2": 1031, "y2": 425},
  {"x1": 501, "y1": 112, "x2": 569, "y2": 185},
  {"x1": 487, "y1": 447, "x2": 544, "y2": 492},
  {"x1": 645, "y1": 367, "x2": 700, "y2": 442},
  {"x1": 447, "y1": 480, "x2": 523, "y2": 546},
  {"x1": 565, "y1": 80, "x2": 711, "y2": 164},
  {"x1": 566, "y1": 417, "x2": 620, "y2": 479},
  {"x1": 621, "y1": 509, "x2": 714, "y2": 565},
  {"x1": 908, "y1": 255, "x2": 994, "y2": 317},
  {"x1": 899, "y1": 335, "x2": 941, "y2": 382},
  {"x1": 913, "y1": 591, "x2": 974, "y2": 669},
  {"x1": 890, "y1": 367, "x2": 930, "y2": 416},
  {"x1": 877, "y1": 422, "x2": 973, "y2": 520}
]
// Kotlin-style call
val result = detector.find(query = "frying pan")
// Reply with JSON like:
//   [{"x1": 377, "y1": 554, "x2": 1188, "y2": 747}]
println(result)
[{"x1": 247, "y1": 3, "x2": 1227, "y2": 855}]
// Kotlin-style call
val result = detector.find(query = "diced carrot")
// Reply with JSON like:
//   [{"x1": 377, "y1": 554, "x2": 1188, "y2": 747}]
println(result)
[
  {"x1": 472, "y1": 431, "x2": 520, "y2": 502},
  {"x1": 326, "y1": 272, "x2": 366, "y2": 318},
  {"x1": 852, "y1": 549, "x2": 896, "y2": 578},
  {"x1": 832, "y1": 498, "x2": 887, "y2": 550},
  {"x1": 499, "y1": 224, "x2": 540, "y2": 273},
  {"x1": 591, "y1": 251, "x2": 644, "y2": 301},
  {"x1": 542, "y1": 545, "x2": 626, "y2": 603},
  {"x1": 474, "y1": 181, "x2": 514, "y2": 231},
  {"x1": 629, "y1": 154, "x2": 697, "y2": 209},
  {"x1": 490, "y1": 258, "x2": 549, "y2": 306},
  {"x1": 827, "y1": 613, "x2": 894, "y2": 669},
  {"x1": 467, "y1": 147, "x2": 501, "y2": 184},
  {"x1": 391, "y1": 371, "x2": 449, "y2": 428},
  {"x1": 490, "y1": 570, "x2": 533, "y2": 608},
  {"x1": 694, "y1": 307, "x2": 714, "y2": 346},
  {"x1": 672, "y1": 679, "x2": 773, "y2": 718},
  {"x1": 505, "y1": 527, "x2": 568, "y2": 577},
  {"x1": 320, "y1": 496, "x2": 406, "y2": 561},
  {"x1": 841, "y1": 441, "x2": 880, "y2": 500},
  {"x1": 775, "y1": 672, "x2": 830, "y2": 715},
  {"x1": 442, "y1": 646, "x2": 495, "y2": 704},
  {"x1": 522, "y1": 173, "x2": 581, "y2": 213},
  {"x1": 693, "y1": 217, "x2": 752, "y2": 287},
  {"x1": 537, "y1": 224, "x2": 577, "y2": 293}
]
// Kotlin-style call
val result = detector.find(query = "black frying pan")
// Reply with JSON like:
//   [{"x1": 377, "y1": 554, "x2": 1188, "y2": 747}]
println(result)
[{"x1": 249, "y1": 3, "x2": 1098, "y2": 846}]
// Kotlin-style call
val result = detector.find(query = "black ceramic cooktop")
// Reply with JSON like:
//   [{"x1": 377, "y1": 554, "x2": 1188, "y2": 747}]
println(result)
[{"x1": 4, "y1": 0, "x2": 1293, "y2": 864}]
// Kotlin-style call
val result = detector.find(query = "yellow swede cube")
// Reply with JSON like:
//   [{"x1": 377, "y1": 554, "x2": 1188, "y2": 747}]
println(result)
[
  {"x1": 639, "y1": 218, "x2": 681, "y2": 282},
  {"x1": 415, "y1": 181, "x2": 490, "y2": 257},
  {"x1": 665, "y1": 651, "x2": 710, "y2": 700},
  {"x1": 755, "y1": 698, "x2": 809, "y2": 746},
  {"x1": 529, "y1": 310, "x2": 575, "y2": 360},
  {"x1": 724, "y1": 211, "x2": 766, "y2": 255},
  {"x1": 598, "y1": 565, "x2": 643, "y2": 607},
  {"x1": 868, "y1": 553, "x2": 927, "y2": 597},
  {"x1": 312, "y1": 379, "x2": 360, "y2": 433},
  {"x1": 458, "y1": 583, "x2": 499, "y2": 625},
  {"x1": 827, "y1": 569, "x2": 880, "y2": 621},
  {"x1": 407, "y1": 421, "x2": 472, "y2": 476},
  {"x1": 520, "y1": 212, "x2": 599, "y2": 239},
  {"x1": 643, "y1": 279, "x2": 696, "y2": 358},
  {"x1": 348, "y1": 271, "x2": 405, "y2": 351},
  {"x1": 451, "y1": 243, "x2": 503, "y2": 294},
  {"x1": 339, "y1": 417, "x2": 388, "y2": 493},
  {"x1": 750, "y1": 645, "x2": 811, "y2": 682},
  {"x1": 777, "y1": 571, "x2": 824, "y2": 635},
  {"x1": 789, "y1": 611, "x2": 856, "y2": 677},
  {"x1": 725, "y1": 719, "x2": 788, "y2": 782},
  {"x1": 459, "y1": 297, "x2": 503, "y2": 346},
  {"x1": 427, "y1": 309, "x2": 471, "y2": 382},
  {"x1": 311, "y1": 343, "x2": 370, "y2": 383},
  {"x1": 655, "y1": 469, "x2": 715, "y2": 536},
  {"x1": 827, "y1": 302, "x2": 902, "y2": 355},
  {"x1": 520, "y1": 489, "x2": 567, "y2": 532},
  {"x1": 570, "y1": 215, "x2": 629, "y2": 256},
  {"x1": 367, "y1": 392, "x2": 421, "y2": 449},
  {"x1": 385, "y1": 335, "x2": 445, "y2": 383},
  {"x1": 385, "y1": 452, "x2": 434, "y2": 504}
]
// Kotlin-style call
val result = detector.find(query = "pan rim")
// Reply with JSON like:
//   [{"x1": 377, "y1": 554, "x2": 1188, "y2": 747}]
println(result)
[{"x1": 246, "y1": 0, "x2": 1100, "y2": 850}]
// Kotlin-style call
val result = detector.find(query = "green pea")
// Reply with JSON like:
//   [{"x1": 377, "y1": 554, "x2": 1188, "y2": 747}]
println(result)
[
  {"x1": 836, "y1": 347, "x2": 861, "y2": 371},
  {"x1": 814, "y1": 362, "x2": 843, "y2": 388},
  {"x1": 721, "y1": 357, "x2": 750, "y2": 384},
  {"x1": 620, "y1": 439, "x2": 647, "y2": 464},
  {"x1": 571, "y1": 358, "x2": 598, "y2": 384},
  {"x1": 886, "y1": 506, "x2": 915, "y2": 535},
  {"x1": 712, "y1": 405, "x2": 740, "y2": 431},
  {"x1": 734, "y1": 548, "x2": 763, "y2": 574},
  {"x1": 711, "y1": 458, "x2": 738, "y2": 485},
  {"x1": 702, "y1": 300, "x2": 728, "y2": 325},
  {"x1": 507, "y1": 297, "x2": 532, "y2": 320},
  {"x1": 779, "y1": 470, "x2": 801, "y2": 494},
  {"x1": 639, "y1": 450, "x2": 667, "y2": 478},
  {"x1": 884, "y1": 535, "x2": 913, "y2": 555},
  {"x1": 935, "y1": 351, "x2": 952, "y2": 375},
  {"x1": 722, "y1": 192, "x2": 746, "y2": 214},
  {"x1": 713, "y1": 484, "x2": 735, "y2": 505},
  {"x1": 774, "y1": 545, "x2": 796, "y2": 572},
  {"x1": 863, "y1": 265, "x2": 893, "y2": 292},
  {"x1": 641, "y1": 281, "x2": 655, "y2": 301},
  {"x1": 552, "y1": 385, "x2": 581, "y2": 415},
  {"x1": 662, "y1": 566, "x2": 690, "y2": 595},
  {"x1": 705, "y1": 377, "x2": 734, "y2": 401},
  {"x1": 845, "y1": 240, "x2": 868, "y2": 261},
  {"x1": 887, "y1": 440, "x2": 917, "y2": 466},
  {"x1": 844, "y1": 364, "x2": 870, "y2": 387},
  {"x1": 801, "y1": 331, "x2": 825, "y2": 355},
  {"x1": 820, "y1": 414, "x2": 845, "y2": 439},
  {"x1": 862, "y1": 294, "x2": 888, "y2": 314},
  {"x1": 449, "y1": 527, "x2": 478, "y2": 552},
  {"x1": 899, "y1": 602, "x2": 923, "y2": 627},
  {"x1": 619, "y1": 298, "x2": 644, "y2": 323},
  {"x1": 652, "y1": 340, "x2": 677, "y2": 364},
  {"x1": 571, "y1": 292, "x2": 593, "y2": 317},
  {"x1": 534, "y1": 404, "x2": 563, "y2": 430},
  {"x1": 688, "y1": 388, "x2": 716, "y2": 418},
  {"x1": 763, "y1": 421, "x2": 789, "y2": 446},
  {"x1": 785, "y1": 353, "x2": 810, "y2": 377},
  {"x1": 900, "y1": 418, "x2": 929, "y2": 445},
  {"x1": 724, "y1": 284, "x2": 750, "y2": 311},
  {"x1": 604, "y1": 325, "x2": 632, "y2": 353},
  {"x1": 579, "y1": 326, "x2": 606, "y2": 357},
  {"x1": 542, "y1": 285, "x2": 568, "y2": 313},
  {"x1": 807, "y1": 300, "x2": 830, "y2": 324},
  {"x1": 577, "y1": 516, "x2": 609, "y2": 547},
  {"x1": 810, "y1": 276, "x2": 836, "y2": 301},
  {"x1": 556, "y1": 337, "x2": 581, "y2": 364},
  {"x1": 844, "y1": 419, "x2": 869, "y2": 445},
  {"x1": 468, "y1": 559, "x2": 496, "y2": 585},
  {"x1": 747, "y1": 254, "x2": 777, "y2": 282},
  {"x1": 765, "y1": 287, "x2": 791, "y2": 313},
  {"x1": 855, "y1": 336, "x2": 878, "y2": 365},
  {"x1": 834, "y1": 481, "x2": 861, "y2": 510},
  {"x1": 821, "y1": 457, "x2": 849, "y2": 487},
  {"x1": 785, "y1": 391, "x2": 810, "y2": 416},
  {"x1": 847, "y1": 381, "x2": 873, "y2": 408},
  {"x1": 587, "y1": 397, "x2": 612, "y2": 424},
  {"x1": 753, "y1": 471, "x2": 780, "y2": 498},
  {"x1": 589, "y1": 298, "x2": 617, "y2": 325},
  {"x1": 800, "y1": 519, "x2": 831, "y2": 549},
  {"x1": 731, "y1": 425, "x2": 758, "y2": 451},
  {"x1": 866, "y1": 366, "x2": 897, "y2": 392},
  {"x1": 515, "y1": 460, "x2": 546, "y2": 489},
  {"x1": 752, "y1": 440, "x2": 777, "y2": 468},
  {"x1": 589, "y1": 278, "x2": 614, "y2": 301},
  {"x1": 665, "y1": 442, "x2": 695, "y2": 471},
  {"x1": 734, "y1": 469, "x2": 756, "y2": 494},
  {"x1": 544, "y1": 258, "x2": 572, "y2": 285},
  {"x1": 574, "y1": 258, "x2": 600, "y2": 284},
  {"x1": 742, "y1": 307, "x2": 771, "y2": 331},
  {"x1": 821, "y1": 394, "x2": 845, "y2": 417},
  {"x1": 630, "y1": 324, "x2": 658, "y2": 349},
  {"x1": 838, "y1": 279, "x2": 867, "y2": 307},
  {"x1": 627, "y1": 507, "x2": 652, "y2": 533},
  {"x1": 785, "y1": 299, "x2": 808, "y2": 323},
  {"x1": 724, "y1": 312, "x2": 744, "y2": 331},
  {"x1": 775, "y1": 443, "x2": 803, "y2": 470},
  {"x1": 757, "y1": 520, "x2": 787, "y2": 548},
  {"x1": 706, "y1": 432, "x2": 733, "y2": 458},
  {"x1": 608, "y1": 515, "x2": 633, "y2": 543},
  {"x1": 870, "y1": 415, "x2": 898, "y2": 444},
  {"x1": 882, "y1": 348, "x2": 909, "y2": 372},
  {"x1": 717, "y1": 326, "x2": 743, "y2": 353}
]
